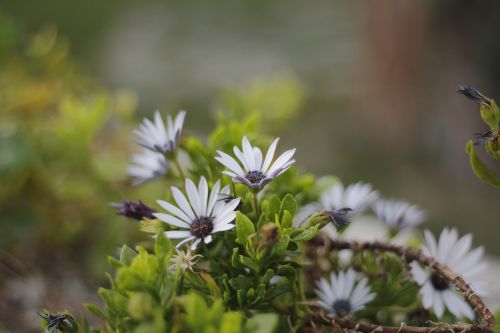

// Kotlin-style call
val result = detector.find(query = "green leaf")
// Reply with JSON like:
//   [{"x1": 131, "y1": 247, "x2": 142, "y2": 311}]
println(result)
[
  {"x1": 154, "y1": 232, "x2": 172, "y2": 260},
  {"x1": 85, "y1": 303, "x2": 108, "y2": 322},
  {"x1": 239, "y1": 255, "x2": 260, "y2": 273},
  {"x1": 235, "y1": 212, "x2": 255, "y2": 245},
  {"x1": 279, "y1": 194, "x2": 297, "y2": 219},
  {"x1": 243, "y1": 313, "x2": 278, "y2": 333},
  {"x1": 466, "y1": 140, "x2": 500, "y2": 188},
  {"x1": 220, "y1": 312, "x2": 243, "y2": 333},
  {"x1": 180, "y1": 293, "x2": 208, "y2": 333},
  {"x1": 201, "y1": 272, "x2": 222, "y2": 299},
  {"x1": 229, "y1": 275, "x2": 254, "y2": 291},
  {"x1": 280, "y1": 210, "x2": 293, "y2": 229},
  {"x1": 120, "y1": 245, "x2": 138, "y2": 266},
  {"x1": 267, "y1": 196, "x2": 281, "y2": 218}
]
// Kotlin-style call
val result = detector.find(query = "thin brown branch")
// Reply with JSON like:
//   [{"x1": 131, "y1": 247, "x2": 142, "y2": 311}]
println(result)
[{"x1": 307, "y1": 238, "x2": 495, "y2": 333}]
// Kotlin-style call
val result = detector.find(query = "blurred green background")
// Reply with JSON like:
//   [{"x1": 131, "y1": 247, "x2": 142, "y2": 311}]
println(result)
[{"x1": 1, "y1": 1, "x2": 500, "y2": 331}]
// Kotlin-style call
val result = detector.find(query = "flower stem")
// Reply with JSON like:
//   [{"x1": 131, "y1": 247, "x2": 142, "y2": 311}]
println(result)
[
  {"x1": 252, "y1": 192, "x2": 260, "y2": 218},
  {"x1": 173, "y1": 158, "x2": 186, "y2": 179}
]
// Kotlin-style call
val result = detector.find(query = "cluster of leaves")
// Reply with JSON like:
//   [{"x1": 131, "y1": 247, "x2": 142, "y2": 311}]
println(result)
[{"x1": 77, "y1": 233, "x2": 279, "y2": 333}]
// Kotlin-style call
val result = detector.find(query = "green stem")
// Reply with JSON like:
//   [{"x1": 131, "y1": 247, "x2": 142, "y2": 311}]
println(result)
[{"x1": 252, "y1": 191, "x2": 260, "y2": 218}]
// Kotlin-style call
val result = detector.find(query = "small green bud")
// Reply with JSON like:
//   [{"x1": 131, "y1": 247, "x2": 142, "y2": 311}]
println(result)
[{"x1": 304, "y1": 210, "x2": 331, "y2": 229}]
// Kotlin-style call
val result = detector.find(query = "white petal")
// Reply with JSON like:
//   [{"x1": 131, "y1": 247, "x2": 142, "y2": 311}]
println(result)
[
  {"x1": 253, "y1": 147, "x2": 263, "y2": 171},
  {"x1": 267, "y1": 148, "x2": 296, "y2": 175},
  {"x1": 216, "y1": 151, "x2": 245, "y2": 175},
  {"x1": 171, "y1": 186, "x2": 196, "y2": 220},
  {"x1": 421, "y1": 282, "x2": 434, "y2": 309},
  {"x1": 153, "y1": 213, "x2": 190, "y2": 228},
  {"x1": 433, "y1": 293, "x2": 445, "y2": 318},
  {"x1": 212, "y1": 223, "x2": 235, "y2": 232},
  {"x1": 185, "y1": 179, "x2": 202, "y2": 217},
  {"x1": 242, "y1": 136, "x2": 256, "y2": 170},
  {"x1": 165, "y1": 230, "x2": 192, "y2": 239},
  {"x1": 176, "y1": 236, "x2": 196, "y2": 248},
  {"x1": 233, "y1": 146, "x2": 251, "y2": 172},
  {"x1": 198, "y1": 176, "x2": 209, "y2": 215},
  {"x1": 448, "y1": 234, "x2": 472, "y2": 267},
  {"x1": 214, "y1": 212, "x2": 237, "y2": 228},
  {"x1": 410, "y1": 262, "x2": 428, "y2": 285},
  {"x1": 423, "y1": 230, "x2": 438, "y2": 257},
  {"x1": 206, "y1": 180, "x2": 221, "y2": 216},
  {"x1": 204, "y1": 235, "x2": 213, "y2": 244},
  {"x1": 261, "y1": 137, "x2": 279, "y2": 173},
  {"x1": 190, "y1": 238, "x2": 201, "y2": 250},
  {"x1": 157, "y1": 200, "x2": 192, "y2": 224}
]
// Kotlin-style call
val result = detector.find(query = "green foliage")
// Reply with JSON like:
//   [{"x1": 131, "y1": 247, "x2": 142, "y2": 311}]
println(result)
[{"x1": 0, "y1": 21, "x2": 140, "y2": 276}]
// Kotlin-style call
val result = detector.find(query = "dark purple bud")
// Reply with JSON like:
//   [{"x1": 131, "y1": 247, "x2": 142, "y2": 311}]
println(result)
[
  {"x1": 111, "y1": 200, "x2": 156, "y2": 221},
  {"x1": 327, "y1": 208, "x2": 353, "y2": 229},
  {"x1": 457, "y1": 83, "x2": 490, "y2": 105},
  {"x1": 472, "y1": 130, "x2": 494, "y2": 146}
]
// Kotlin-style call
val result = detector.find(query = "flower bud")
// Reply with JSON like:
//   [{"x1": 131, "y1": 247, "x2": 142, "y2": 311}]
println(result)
[
  {"x1": 111, "y1": 200, "x2": 155, "y2": 221},
  {"x1": 259, "y1": 223, "x2": 280, "y2": 246}
]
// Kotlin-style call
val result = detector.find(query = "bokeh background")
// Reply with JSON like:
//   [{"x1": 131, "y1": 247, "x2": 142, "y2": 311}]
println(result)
[{"x1": 1, "y1": 1, "x2": 500, "y2": 331}]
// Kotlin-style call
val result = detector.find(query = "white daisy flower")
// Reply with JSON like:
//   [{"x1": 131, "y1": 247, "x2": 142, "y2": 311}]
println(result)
[
  {"x1": 127, "y1": 149, "x2": 168, "y2": 185},
  {"x1": 133, "y1": 110, "x2": 186, "y2": 155},
  {"x1": 410, "y1": 228, "x2": 487, "y2": 320},
  {"x1": 373, "y1": 199, "x2": 425, "y2": 230},
  {"x1": 315, "y1": 268, "x2": 375, "y2": 317},
  {"x1": 215, "y1": 136, "x2": 296, "y2": 191},
  {"x1": 154, "y1": 177, "x2": 240, "y2": 250}
]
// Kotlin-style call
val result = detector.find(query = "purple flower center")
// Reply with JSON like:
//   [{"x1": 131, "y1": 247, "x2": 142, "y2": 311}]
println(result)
[
  {"x1": 333, "y1": 299, "x2": 352, "y2": 317},
  {"x1": 430, "y1": 272, "x2": 449, "y2": 291},
  {"x1": 191, "y1": 216, "x2": 214, "y2": 238},
  {"x1": 246, "y1": 170, "x2": 265, "y2": 184}
]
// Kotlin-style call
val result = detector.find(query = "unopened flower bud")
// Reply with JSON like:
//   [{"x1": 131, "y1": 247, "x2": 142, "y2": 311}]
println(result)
[
  {"x1": 110, "y1": 200, "x2": 155, "y2": 221},
  {"x1": 457, "y1": 83, "x2": 491, "y2": 106},
  {"x1": 259, "y1": 223, "x2": 280, "y2": 246}
]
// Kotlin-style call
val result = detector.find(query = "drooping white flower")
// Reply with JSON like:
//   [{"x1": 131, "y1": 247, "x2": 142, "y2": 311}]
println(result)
[
  {"x1": 154, "y1": 177, "x2": 240, "y2": 250},
  {"x1": 410, "y1": 228, "x2": 487, "y2": 320},
  {"x1": 133, "y1": 110, "x2": 186, "y2": 155},
  {"x1": 373, "y1": 199, "x2": 425, "y2": 230},
  {"x1": 127, "y1": 149, "x2": 168, "y2": 185},
  {"x1": 169, "y1": 247, "x2": 202, "y2": 272},
  {"x1": 215, "y1": 136, "x2": 295, "y2": 190},
  {"x1": 315, "y1": 268, "x2": 375, "y2": 317}
]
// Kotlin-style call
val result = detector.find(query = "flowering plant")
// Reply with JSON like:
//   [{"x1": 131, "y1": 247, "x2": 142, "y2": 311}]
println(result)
[{"x1": 42, "y1": 108, "x2": 495, "y2": 333}]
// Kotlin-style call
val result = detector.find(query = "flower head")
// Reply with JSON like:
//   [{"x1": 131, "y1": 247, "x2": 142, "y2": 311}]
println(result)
[
  {"x1": 410, "y1": 228, "x2": 487, "y2": 319},
  {"x1": 373, "y1": 199, "x2": 425, "y2": 231},
  {"x1": 215, "y1": 136, "x2": 295, "y2": 191},
  {"x1": 111, "y1": 200, "x2": 156, "y2": 221},
  {"x1": 315, "y1": 269, "x2": 375, "y2": 317},
  {"x1": 169, "y1": 247, "x2": 202, "y2": 272},
  {"x1": 319, "y1": 182, "x2": 379, "y2": 228},
  {"x1": 154, "y1": 177, "x2": 240, "y2": 250},
  {"x1": 134, "y1": 110, "x2": 186, "y2": 155},
  {"x1": 127, "y1": 149, "x2": 168, "y2": 185}
]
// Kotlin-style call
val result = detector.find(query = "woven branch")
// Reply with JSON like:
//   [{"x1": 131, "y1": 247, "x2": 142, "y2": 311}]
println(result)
[{"x1": 307, "y1": 238, "x2": 495, "y2": 333}]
